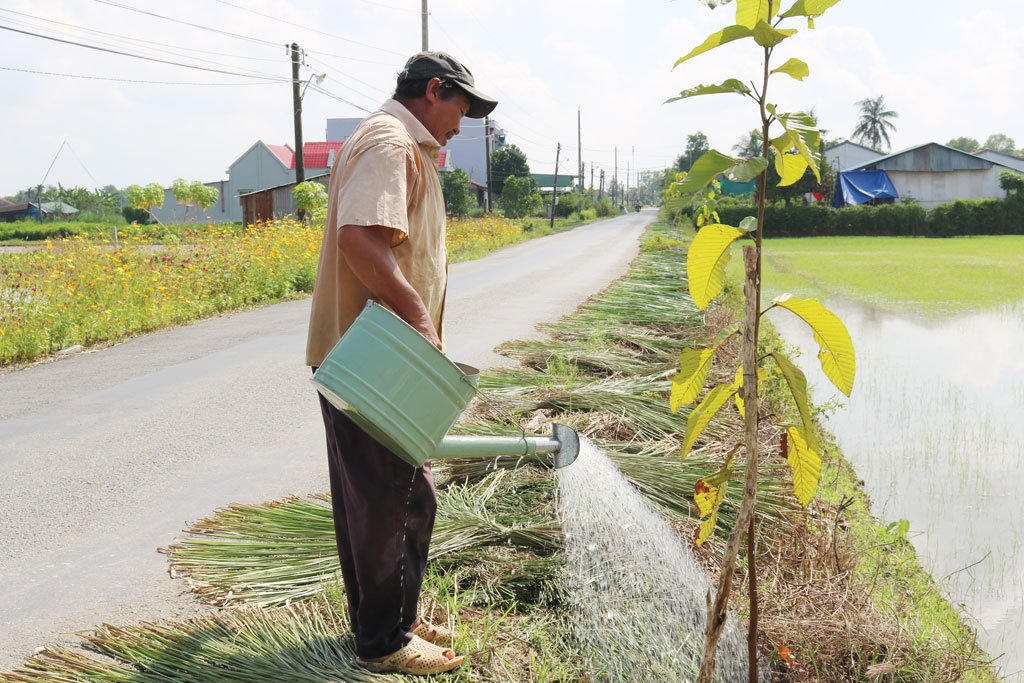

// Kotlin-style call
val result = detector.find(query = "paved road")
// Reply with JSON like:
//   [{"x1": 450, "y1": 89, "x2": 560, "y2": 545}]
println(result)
[{"x1": 0, "y1": 210, "x2": 653, "y2": 670}]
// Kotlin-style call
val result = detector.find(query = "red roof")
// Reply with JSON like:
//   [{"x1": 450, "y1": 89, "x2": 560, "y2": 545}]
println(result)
[
  {"x1": 0, "y1": 197, "x2": 15, "y2": 206},
  {"x1": 299, "y1": 141, "x2": 346, "y2": 169},
  {"x1": 265, "y1": 143, "x2": 295, "y2": 168},
  {"x1": 271, "y1": 140, "x2": 448, "y2": 171}
]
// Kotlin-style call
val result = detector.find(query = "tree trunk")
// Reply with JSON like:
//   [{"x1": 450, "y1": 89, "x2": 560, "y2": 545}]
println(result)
[{"x1": 696, "y1": 245, "x2": 761, "y2": 683}]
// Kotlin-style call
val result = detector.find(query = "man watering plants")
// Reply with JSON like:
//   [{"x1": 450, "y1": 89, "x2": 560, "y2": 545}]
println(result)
[{"x1": 305, "y1": 51, "x2": 496, "y2": 675}]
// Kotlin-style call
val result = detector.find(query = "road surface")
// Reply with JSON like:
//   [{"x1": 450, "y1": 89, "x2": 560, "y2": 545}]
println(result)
[{"x1": 0, "y1": 210, "x2": 652, "y2": 669}]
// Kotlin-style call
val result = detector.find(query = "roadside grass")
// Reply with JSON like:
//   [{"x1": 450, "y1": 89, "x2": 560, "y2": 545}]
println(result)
[
  {"x1": 0, "y1": 213, "x2": 604, "y2": 367},
  {"x1": 0, "y1": 219, "x2": 244, "y2": 244},
  {"x1": 0, "y1": 219, "x2": 321, "y2": 366},
  {"x1": 447, "y1": 214, "x2": 603, "y2": 263},
  {"x1": 728, "y1": 235, "x2": 1024, "y2": 315},
  {"x1": 3, "y1": 220, "x2": 992, "y2": 681}
]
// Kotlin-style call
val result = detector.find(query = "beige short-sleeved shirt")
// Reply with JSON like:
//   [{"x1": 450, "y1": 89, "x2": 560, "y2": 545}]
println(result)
[{"x1": 305, "y1": 99, "x2": 447, "y2": 367}]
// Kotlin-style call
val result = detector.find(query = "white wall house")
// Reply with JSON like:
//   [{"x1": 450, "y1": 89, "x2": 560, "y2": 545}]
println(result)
[{"x1": 848, "y1": 142, "x2": 1019, "y2": 210}]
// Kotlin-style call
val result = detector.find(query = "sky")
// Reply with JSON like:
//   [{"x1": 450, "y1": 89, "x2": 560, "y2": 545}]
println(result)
[{"x1": 2, "y1": 0, "x2": 1023, "y2": 198}]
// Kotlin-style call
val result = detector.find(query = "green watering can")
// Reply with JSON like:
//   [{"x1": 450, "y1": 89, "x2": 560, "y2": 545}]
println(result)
[{"x1": 311, "y1": 301, "x2": 580, "y2": 470}]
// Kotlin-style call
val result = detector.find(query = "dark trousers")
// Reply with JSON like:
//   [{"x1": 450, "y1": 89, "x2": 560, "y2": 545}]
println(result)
[{"x1": 317, "y1": 392, "x2": 437, "y2": 659}]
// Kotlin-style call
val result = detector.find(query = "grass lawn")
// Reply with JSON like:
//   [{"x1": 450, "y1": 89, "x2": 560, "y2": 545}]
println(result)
[{"x1": 730, "y1": 235, "x2": 1024, "y2": 315}]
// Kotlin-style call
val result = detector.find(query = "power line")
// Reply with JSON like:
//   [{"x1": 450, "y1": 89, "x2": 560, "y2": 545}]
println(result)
[
  {"x1": 307, "y1": 83, "x2": 372, "y2": 113},
  {"x1": 0, "y1": 65, "x2": 286, "y2": 86},
  {"x1": 212, "y1": 0, "x2": 406, "y2": 56},
  {"x1": 93, "y1": 0, "x2": 280, "y2": 46},
  {"x1": 0, "y1": 8, "x2": 282, "y2": 63},
  {"x1": 0, "y1": 24, "x2": 290, "y2": 81}
]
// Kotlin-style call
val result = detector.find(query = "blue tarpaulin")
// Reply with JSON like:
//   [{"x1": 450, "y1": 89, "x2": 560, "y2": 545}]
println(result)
[{"x1": 833, "y1": 170, "x2": 899, "y2": 207}]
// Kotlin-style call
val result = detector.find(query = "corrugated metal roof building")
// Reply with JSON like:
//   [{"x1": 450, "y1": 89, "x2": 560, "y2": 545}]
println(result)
[{"x1": 849, "y1": 142, "x2": 1019, "y2": 209}]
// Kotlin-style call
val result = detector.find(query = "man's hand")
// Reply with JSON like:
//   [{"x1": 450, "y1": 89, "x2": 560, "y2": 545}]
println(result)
[{"x1": 338, "y1": 224, "x2": 442, "y2": 350}]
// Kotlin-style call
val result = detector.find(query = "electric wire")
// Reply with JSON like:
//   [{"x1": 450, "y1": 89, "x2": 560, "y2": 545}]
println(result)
[
  {"x1": 0, "y1": 65, "x2": 285, "y2": 86},
  {"x1": 0, "y1": 24, "x2": 291, "y2": 81},
  {"x1": 212, "y1": 0, "x2": 406, "y2": 56},
  {"x1": 93, "y1": 0, "x2": 280, "y2": 47},
  {"x1": 0, "y1": 8, "x2": 282, "y2": 63}
]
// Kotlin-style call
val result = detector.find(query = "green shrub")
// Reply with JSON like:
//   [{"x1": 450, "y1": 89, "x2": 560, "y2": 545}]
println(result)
[
  {"x1": 930, "y1": 198, "x2": 1024, "y2": 237},
  {"x1": 500, "y1": 175, "x2": 542, "y2": 219},
  {"x1": 441, "y1": 168, "x2": 473, "y2": 217},
  {"x1": 553, "y1": 193, "x2": 580, "y2": 218},
  {"x1": 594, "y1": 196, "x2": 615, "y2": 217}
]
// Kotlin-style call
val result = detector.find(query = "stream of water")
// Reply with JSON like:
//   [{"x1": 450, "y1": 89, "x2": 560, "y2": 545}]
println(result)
[
  {"x1": 558, "y1": 438, "x2": 759, "y2": 682},
  {"x1": 768, "y1": 298, "x2": 1024, "y2": 680}
]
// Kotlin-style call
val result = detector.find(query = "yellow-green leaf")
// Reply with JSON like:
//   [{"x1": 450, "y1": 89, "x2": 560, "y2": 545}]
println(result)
[
  {"x1": 677, "y1": 150, "x2": 737, "y2": 194},
  {"x1": 769, "y1": 352, "x2": 819, "y2": 454},
  {"x1": 775, "y1": 111, "x2": 822, "y2": 182},
  {"x1": 771, "y1": 57, "x2": 810, "y2": 81},
  {"x1": 773, "y1": 296, "x2": 856, "y2": 396},
  {"x1": 670, "y1": 331, "x2": 738, "y2": 411},
  {"x1": 686, "y1": 224, "x2": 746, "y2": 310},
  {"x1": 736, "y1": 0, "x2": 775, "y2": 28},
  {"x1": 786, "y1": 426, "x2": 821, "y2": 507},
  {"x1": 694, "y1": 453, "x2": 733, "y2": 547},
  {"x1": 753, "y1": 20, "x2": 798, "y2": 48},
  {"x1": 682, "y1": 383, "x2": 737, "y2": 460},
  {"x1": 770, "y1": 131, "x2": 794, "y2": 157},
  {"x1": 780, "y1": 0, "x2": 840, "y2": 19},
  {"x1": 674, "y1": 25, "x2": 754, "y2": 68},
  {"x1": 775, "y1": 153, "x2": 809, "y2": 187},
  {"x1": 671, "y1": 348, "x2": 715, "y2": 412},
  {"x1": 665, "y1": 79, "x2": 751, "y2": 104},
  {"x1": 729, "y1": 156, "x2": 769, "y2": 181}
]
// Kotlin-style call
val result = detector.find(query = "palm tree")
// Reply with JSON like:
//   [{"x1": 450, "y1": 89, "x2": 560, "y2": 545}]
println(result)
[
  {"x1": 732, "y1": 129, "x2": 763, "y2": 159},
  {"x1": 852, "y1": 95, "x2": 898, "y2": 152}
]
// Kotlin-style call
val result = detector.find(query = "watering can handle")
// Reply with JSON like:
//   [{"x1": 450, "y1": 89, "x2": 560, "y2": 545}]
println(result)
[{"x1": 459, "y1": 375, "x2": 528, "y2": 444}]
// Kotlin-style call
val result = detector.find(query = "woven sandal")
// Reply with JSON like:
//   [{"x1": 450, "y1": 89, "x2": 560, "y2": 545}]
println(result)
[
  {"x1": 357, "y1": 635, "x2": 465, "y2": 675},
  {"x1": 412, "y1": 616, "x2": 453, "y2": 646}
]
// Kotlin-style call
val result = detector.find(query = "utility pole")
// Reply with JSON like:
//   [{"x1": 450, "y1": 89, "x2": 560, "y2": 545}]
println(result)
[
  {"x1": 631, "y1": 146, "x2": 635, "y2": 205},
  {"x1": 577, "y1": 107, "x2": 582, "y2": 195},
  {"x1": 599, "y1": 169, "x2": 605, "y2": 198},
  {"x1": 614, "y1": 145, "x2": 618, "y2": 208},
  {"x1": 626, "y1": 161, "x2": 630, "y2": 203},
  {"x1": 590, "y1": 162, "x2": 594, "y2": 193},
  {"x1": 421, "y1": 0, "x2": 429, "y2": 50},
  {"x1": 36, "y1": 184, "x2": 42, "y2": 223},
  {"x1": 550, "y1": 142, "x2": 560, "y2": 230},
  {"x1": 484, "y1": 116, "x2": 492, "y2": 212},
  {"x1": 291, "y1": 43, "x2": 305, "y2": 186}
]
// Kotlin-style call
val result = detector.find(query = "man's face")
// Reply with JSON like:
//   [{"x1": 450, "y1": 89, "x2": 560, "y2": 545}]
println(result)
[{"x1": 424, "y1": 81, "x2": 471, "y2": 147}]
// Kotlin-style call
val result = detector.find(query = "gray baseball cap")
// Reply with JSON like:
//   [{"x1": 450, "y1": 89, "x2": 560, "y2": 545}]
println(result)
[{"x1": 398, "y1": 51, "x2": 498, "y2": 119}]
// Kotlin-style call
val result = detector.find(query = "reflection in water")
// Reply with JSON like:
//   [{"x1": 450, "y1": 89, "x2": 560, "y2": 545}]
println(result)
[{"x1": 768, "y1": 299, "x2": 1024, "y2": 680}]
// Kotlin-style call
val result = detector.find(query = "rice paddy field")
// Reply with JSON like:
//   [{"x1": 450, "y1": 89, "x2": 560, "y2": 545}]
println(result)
[
  {"x1": 748, "y1": 234, "x2": 1024, "y2": 680},
  {"x1": 0, "y1": 223, "x2": 999, "y2": 681}
]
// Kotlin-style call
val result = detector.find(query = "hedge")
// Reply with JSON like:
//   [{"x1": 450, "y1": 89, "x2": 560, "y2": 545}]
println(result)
[{"x1": 703, "y1": 196, "x2": 1024, "y2": 238}]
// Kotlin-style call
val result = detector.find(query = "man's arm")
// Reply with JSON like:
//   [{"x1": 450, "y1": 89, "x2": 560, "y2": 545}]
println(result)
[{"x1": 338, "y1": 224, "x2": 442, "y2": 350}]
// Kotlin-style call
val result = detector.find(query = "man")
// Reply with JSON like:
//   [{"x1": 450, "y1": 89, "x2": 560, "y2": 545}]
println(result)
[{"x1": 305, "y1": 52, "x2": 496, "y2": 675}]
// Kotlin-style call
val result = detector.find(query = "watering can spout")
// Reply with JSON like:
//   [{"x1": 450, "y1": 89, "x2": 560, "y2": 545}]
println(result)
[{"x1": 431, "y1": 423, "x2": 580, "y2": 469}]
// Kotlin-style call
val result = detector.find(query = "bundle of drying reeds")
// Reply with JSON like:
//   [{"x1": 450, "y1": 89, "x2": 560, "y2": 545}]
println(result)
[
  {"x1": 0, "y1": 598, "x2": 397, "y2": 683},
  {"x1": 166, "y1": 470, "x2": 562, "y2": 608}
]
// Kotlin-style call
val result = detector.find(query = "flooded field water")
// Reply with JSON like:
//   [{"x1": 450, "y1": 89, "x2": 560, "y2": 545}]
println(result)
[{"x1": 768, "y1": 298, "x2": 1024, "y2": 679}]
